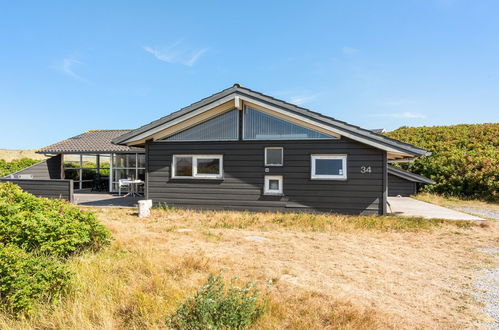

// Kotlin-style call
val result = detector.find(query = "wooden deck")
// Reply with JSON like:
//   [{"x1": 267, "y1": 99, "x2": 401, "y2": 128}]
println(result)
[{"x1": 74, "y1": 192, "x2": 141, "y2": 207}]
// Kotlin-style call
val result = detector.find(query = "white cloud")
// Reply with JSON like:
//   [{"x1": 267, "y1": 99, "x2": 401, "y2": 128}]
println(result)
[
  {"x1": 58, "y1": 58, "x2": 84, "y2": 80},
  {"x1": 289, "y1": 94, "x2": 319, "y2": 106},
  {"x1": 143, "y1": 42, "x2": 208, "y2": 66},
  {"x1": 341, "y1": 46, "x2": 358, "y2": 56},
  {"x1": 371, "y1": 112, "x2": 427, "y2": 119}
]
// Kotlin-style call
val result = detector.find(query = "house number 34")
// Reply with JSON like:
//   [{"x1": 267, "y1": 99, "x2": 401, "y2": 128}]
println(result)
[{"x1": 360, "y1": 166, "x2": 371, "y2": 174}]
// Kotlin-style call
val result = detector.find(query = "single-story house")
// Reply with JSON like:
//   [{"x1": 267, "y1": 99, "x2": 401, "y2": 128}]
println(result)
[{"x1": 5, "y1": 84, "x2": 435, "y2": 215}]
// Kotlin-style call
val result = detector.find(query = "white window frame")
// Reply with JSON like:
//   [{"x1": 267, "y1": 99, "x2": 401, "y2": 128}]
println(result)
[
  {"x1": 264, "y1": 175, "x2": 283, "y2": 195},
  {"x1": 264, "y1": 147, "x2": 284, "y2": 166},
  {"x1": 172, "y1": 155, "x2": 223, "y2": 179},
  {"x1": 311, "y1": 154, "x2": 347, "y2": 180}
]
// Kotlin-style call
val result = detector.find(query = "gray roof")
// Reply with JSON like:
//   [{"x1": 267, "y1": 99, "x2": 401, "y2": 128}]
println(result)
[
  {"x1": 388, "y1": 165, "x2": 436, "y2": 184},
  {"x1": 112, "y1": 84, "x2": 430, "y2": 158},
  {"x1": 38, "y1": 130, "x2": 144, "y2": 154},
  {"x1": 370, "y1": 128, "x2": 385, "y2": 133}
]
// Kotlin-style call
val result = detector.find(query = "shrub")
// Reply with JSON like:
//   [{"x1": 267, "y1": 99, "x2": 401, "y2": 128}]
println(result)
[
  {"x1": 0, "y1": 158, "x2": 39, "y2": 177},
  {"x1": 0, "y1": 244, "x2": 70, "y2": 314},
  {"x1": 168, "y1": 274, "x2": 265, "y2": 329},
  {"x1": 0, "y1": 182, "x2": 110, "y2": 257},
  {"x1": 385, "y1": 123, "x2": 499, "y2": 201}
]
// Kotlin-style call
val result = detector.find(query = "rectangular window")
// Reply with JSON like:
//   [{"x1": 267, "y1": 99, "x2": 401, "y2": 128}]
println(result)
[
  {"x1": 264, "y1": 175, "x2": 283, "y2": 195},
  {"x1": 265, "y1": 147, "x2": 283, "y2": 166},
  {"x1": 172, "y1": 155, "x2": 223, "y2": 179},
  {"x1": 311, "y1": 155, "x2": 347, "y2": 180}
]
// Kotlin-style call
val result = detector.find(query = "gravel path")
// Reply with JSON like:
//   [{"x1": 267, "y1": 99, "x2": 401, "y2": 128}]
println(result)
[
  {"x1": 457, "y1": 206, "x2": 499, "y2": 221},
  {"x1": 474, "y1": 248, "x2": 499, "y2": 329}
]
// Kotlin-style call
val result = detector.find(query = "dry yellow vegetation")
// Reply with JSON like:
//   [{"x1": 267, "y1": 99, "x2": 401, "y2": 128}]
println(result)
[
  {"x1": 0, "y1": 208, "x2": 496, "y2": 329},
  {"x1": 0, "y1": 149, "x2": 47, "y2": 161}
]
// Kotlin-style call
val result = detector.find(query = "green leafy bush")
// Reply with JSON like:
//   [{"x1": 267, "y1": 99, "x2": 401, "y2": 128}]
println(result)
[
  {"x1": 0, "y1": 158, "x2": 39, "y2": 177},
  {"x1": 168, "y1": 274, "x2": 265, "y2": 329},
  {"x1": 0, "y1": 244, "x2": 70, "y2": 313},
  {"x1": 385, "y1": 123, "x2": 499, "y2": 201},
  {"x1": 0, "y1": 182, "x2": 110, "y2": 257}
]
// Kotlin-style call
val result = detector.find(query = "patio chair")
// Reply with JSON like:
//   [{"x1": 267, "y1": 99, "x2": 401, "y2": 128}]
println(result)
[{"x1": 118, "y1": 179, "x2": 130, "y2": 196}]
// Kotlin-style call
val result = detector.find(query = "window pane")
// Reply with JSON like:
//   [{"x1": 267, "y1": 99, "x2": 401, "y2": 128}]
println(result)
[
  {"x1": 137, "y1": 169, "x2": 145, "y2": 181},
  {"x1": 99, "y1": 155, "x2": 111, "y2": 176},
  {"x1": 81, "y1": 155, "x2": 97, "y2": 168},
  {"x1": 197, "y1": 158, "x2": 220, "y2": 175},
  {"x1": 244, "y1": 107, "x2": 332, "y2": 140},
  {"x1": 113, "y1": 169, "x2": 136, "y2": 181},
  {"x1": 82, "y1": 168, "x2": 97, "y2": 180},
  {"x1": 175, "y1": 157, "x2": 192, "y2": 176},
  {"x1": 64, "y1": 168, "x2": 79, "y2": 180},
  {"x1": 269, "y1": 179, "x2": 280, "y2": 191},
  {"x1": 137, "y1": 154, "x2": 145, "y2": 168},
  {"x1": 113, "y1": 154, "x2": 136, "y2": 168},
  {"x1": 315, "y1": 159, "x2": 343, "y2": 175},
  {"x1": 266, "y1": 148, "x2": 282, "y2": 165},
  {"x1": 64, "y1": 154, "x2": 80, "y2": 168}
]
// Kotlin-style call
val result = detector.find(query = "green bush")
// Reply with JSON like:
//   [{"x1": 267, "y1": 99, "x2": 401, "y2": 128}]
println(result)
[
  {"x1": 0, "y1": 244, "x2": 70, "y2": 314},
  {"x1": 385, "y1": 123, "x2": 499, "y2": 201},
  {"x1": 168, "y1": 274, "x2": 265, "y2": 329},
  {"x1": 0, "y1": 182, "x2": 110, "y2": 257},
  {"x1": 0, "y1": 158, "x2": 39, "y2": 177}
]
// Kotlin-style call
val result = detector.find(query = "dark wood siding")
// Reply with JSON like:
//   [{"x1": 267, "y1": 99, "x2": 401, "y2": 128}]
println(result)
[
  {"x1": 388, "y1": 174, "x2": 416, "y2": 197},
  {"x1": 147, "y1": 138, "x2": 385, "y2": 215},
  {"x1": 4, "y1": 155, "x2": 62, "y2": 179},
  {"x1": 0, "y1": 178, "x2": 73, "y2": 202}
]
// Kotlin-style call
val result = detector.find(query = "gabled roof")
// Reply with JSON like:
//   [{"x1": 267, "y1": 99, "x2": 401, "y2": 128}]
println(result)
[
  {"x1": 112, "y1": 84, "x2": 430, "y2": 159},
  {"x1": 388, "y1": 165, "x2": 436, "y2": 184},
  {"x1": 38, "y1": 130, "x2": 144, "y2": 154}
]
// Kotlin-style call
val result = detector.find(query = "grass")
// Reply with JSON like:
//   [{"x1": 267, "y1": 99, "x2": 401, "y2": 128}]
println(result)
[{"x1": 0, "y1": 207, "x2": 496, "y2": 329}]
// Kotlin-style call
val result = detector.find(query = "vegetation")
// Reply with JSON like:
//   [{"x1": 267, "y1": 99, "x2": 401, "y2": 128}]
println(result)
[
  {"x1": 385, "y1": 123, "x2": 499, "y2": 201},
  {"x1": 0, "y1": 158, "x2": 38, "y2": 177},
  {"x1": 168, "y1": 274, "x2": 264, "y2": 329},
  {"x1": 0, "y1": 183, "x2": 110, "y2": 313}
]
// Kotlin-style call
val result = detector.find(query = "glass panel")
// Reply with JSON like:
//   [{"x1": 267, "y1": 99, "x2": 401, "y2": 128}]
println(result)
[
  {"x1": 82, "y1": 168, "x2": 97, "y2": 181},
  {"x1": 99, "y1": 155, "x2": 111, "y2": 176},
  {"x1": 243, "y1": 106, "x2": 333, "y2": 140},
  {"x1": 64, "y1": 154, "x2": 80, "y2": 168},
  {"x1": 81, "y1": 155, "x2": 97, "y2": 169},
  {"x1": 64, "y1": 168, "x2": 80, "y2": 180},
  {"x1": 164, "y1": 110, "x2": 238, "y2": 141},
  {"x1": 269, "y1": 179, "x2": 280, "y2": 191},
  {"x1": 137, "y1": 169, "x2": 145, "y2": 181},
  {"x1": 266, "y1": 148, "x2": 283, "y2": 165},
  {"x1": 81, "y1": 181, "x2": 93, "y2": 189},
  {"x1": 315, "y1": 159, "x2": 343, "y2": 176},
  {"x1": 137, "y1": 154, "x2": 145, "y2": 168},
  {"x1": 174, "y1": 157, "x2": 192, "y2": 176},
  {"x1": 113, "y1": 154, "x2": 136, "y2": 168},
  {"x1": 113, "y1": 169, "x2": 136, "y2": 181},
  {"x1": 197, "y1": 158, "x2": 220, "y2": 175}
]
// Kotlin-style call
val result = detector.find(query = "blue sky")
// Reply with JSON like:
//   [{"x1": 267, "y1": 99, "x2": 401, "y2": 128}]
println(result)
[{"x1": 0, "y1": 1, "x2": 498, "y2": 149}]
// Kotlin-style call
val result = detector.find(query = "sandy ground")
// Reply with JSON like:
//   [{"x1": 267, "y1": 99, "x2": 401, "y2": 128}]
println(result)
[
  {"x1": 0, "y1": 149, "x2": 47, "y2": 161},
  {"x1": 97, "y1": 208, "x2": 499, "y2": 329}
]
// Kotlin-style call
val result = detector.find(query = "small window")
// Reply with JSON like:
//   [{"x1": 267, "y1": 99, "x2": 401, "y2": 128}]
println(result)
[
  {"x1": 172, "y1": 155, "x2": 223, "y2": 179},
  {"x1": 264, "y1": 175, "x2": 283, "y2": 195},
  {"x1": 265, "y1": 147, "x2": 283, "y2": 166},
  {"x1": 311, "y1": 155, "x2": 347, "y2": 180}
]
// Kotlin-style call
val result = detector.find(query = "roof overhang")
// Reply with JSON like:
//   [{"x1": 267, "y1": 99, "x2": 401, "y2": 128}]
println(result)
[
  {"x1": 388, "y1": 165, "x2": 436, "y2": 184},
  {"x1": 112, "y1": 85, "x2": 430, "y2": 160}
]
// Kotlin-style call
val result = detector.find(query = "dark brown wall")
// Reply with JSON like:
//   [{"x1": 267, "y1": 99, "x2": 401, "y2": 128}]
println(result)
[
  {"x1": 388, "y1": 174, "x2": 416, "y2": 197},
  {"x1": 146, "y1": 138, "x2": 385, "y2": 215},
  {"x1": 0, "y1": 178, "x2": 73, "y2": 202},
  {"x1": 5, "y1": 155, "x2": 62, "y2": 179}
]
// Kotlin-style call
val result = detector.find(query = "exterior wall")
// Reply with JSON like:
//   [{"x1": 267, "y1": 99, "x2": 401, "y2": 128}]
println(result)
[
  {"x1": 0, "y1": 178, "x2": 73, "y2": 202},
  {"x1": 146, "y1": 138, "x2": 385, "y2": 215},
  {"x1": 388, "y1": 174, "x2": 416, "y2": 197},
  {"x1": 5, "y1": 155, "x2": 62, "y2": 179}
]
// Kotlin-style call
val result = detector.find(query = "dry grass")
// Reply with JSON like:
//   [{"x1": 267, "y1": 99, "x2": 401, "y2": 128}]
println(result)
[
  {"x1": 0, "y1": 149, "x2": 47, "y2": 161},
  {"x1": 0, "y1": 208, "x2": 497, "y2": 329}
]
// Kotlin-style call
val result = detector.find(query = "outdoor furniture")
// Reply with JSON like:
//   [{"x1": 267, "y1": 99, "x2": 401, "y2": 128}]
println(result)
[
  {"x1": 17, "y1": 174, "x2": 33, "y2": 179},
  {"x1": 118, "y1": 179, "x2": 130, "y2": 196},
  {"x1": 123, "y1": 180, "x2": 144, "y2": 197}
]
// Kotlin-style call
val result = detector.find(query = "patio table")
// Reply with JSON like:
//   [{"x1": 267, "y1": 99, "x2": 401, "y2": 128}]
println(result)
[{"x1": 122, "y1": 180, "x2": 144, "y2": 197}]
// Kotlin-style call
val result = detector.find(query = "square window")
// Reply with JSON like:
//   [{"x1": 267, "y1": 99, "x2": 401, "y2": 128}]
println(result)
[
  {"x1": 264, "y1": 175, "x2": 283, "y2": 195},
  {"x1": 265, "y1": 147, "x2": 283, "y2": 166},
  {"x1": 311, "y1": 155, "x2": 347, "y2": 180}
]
